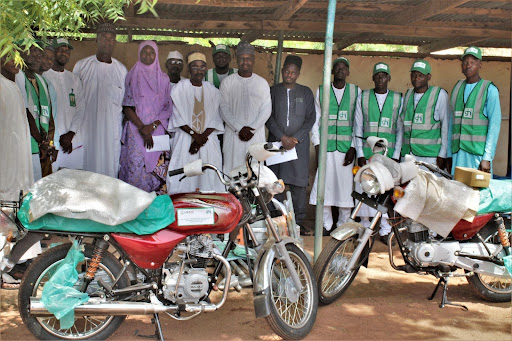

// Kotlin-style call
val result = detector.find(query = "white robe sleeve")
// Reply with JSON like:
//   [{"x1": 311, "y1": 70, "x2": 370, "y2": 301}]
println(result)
[
  {"x1": 354, "y1": 92, "x2": 364, "y2": 158},
  {"x1": 392, "y1": 96, "x2": 404, "y2": 160},
  {"x1": 435, "y1": 89, "x2": 450, "y2": 158},
  {"x1": 311, "y1": 87, "x2": 321, "y2": 146},
  {"x1": 219, "y1": 78, "x2": 242, "y2": 133}
]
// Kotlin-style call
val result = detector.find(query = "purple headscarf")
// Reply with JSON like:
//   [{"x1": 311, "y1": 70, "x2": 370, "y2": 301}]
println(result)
[{"x1": 123, "y1": 40, "x2": 172, "y2": 174}]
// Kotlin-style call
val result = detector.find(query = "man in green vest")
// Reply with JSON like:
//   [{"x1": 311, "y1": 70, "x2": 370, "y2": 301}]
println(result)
[
  {"x1": 447, "y1": 46, "x2": 501, "y2": 175},
  {"x1": 400, "y1": 59, "x2": 449, "y2": 169},
  {"x1": 309, "y1": 56, "x2": 360, "y2": 235},
  {"x1": 205, "y1": 44, "x2": 237, "y2": 89},
  {"x1": 354, "y1": 62, "x2": 403, "y2": 244}
]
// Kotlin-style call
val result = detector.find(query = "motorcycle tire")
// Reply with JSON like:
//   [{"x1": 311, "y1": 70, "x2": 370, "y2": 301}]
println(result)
[
  {"x1": 265, "y1": 243, "x2": 318, "y2": 340},
  {"x1": 466, "y1": 226, "x2": 512, "y2": 302},
  {"x1": 19, "y1": 243, "x2": 130, "y2": 340},
  {"x1": 313, "y1": 236, "x2": 361, "y2": 305}
]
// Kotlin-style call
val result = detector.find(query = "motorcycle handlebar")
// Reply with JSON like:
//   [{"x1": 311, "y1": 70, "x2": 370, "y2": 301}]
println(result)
[
  {"x1": 168, "y1": 168, "x2": 184, "y2": 177},
  {"x1": 416, "y1": 161, "x2": 453, "y2": 180}
]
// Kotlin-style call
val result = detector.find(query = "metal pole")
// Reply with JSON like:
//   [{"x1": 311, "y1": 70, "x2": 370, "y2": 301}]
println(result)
[
  {"x1": 508, "y1": 64, "x2": 511, "y2": 178},
  {"x1": 314, "y1": 0, "x2": 337, "y2": 262},
  {"x1": 274, "y1": 31, "x2": 284, "y2": 85}
]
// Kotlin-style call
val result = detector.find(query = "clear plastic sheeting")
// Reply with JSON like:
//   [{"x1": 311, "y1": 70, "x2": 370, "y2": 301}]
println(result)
[
  {"x1": 394, "y1": 170, "x2": 480, "y2": 238},
  {"x1": 19, "y1": 195, "x2": 175, "y2": 235},
  {"x1": 41, "y1": 240, "x2": 89, "y2": 329},
  {"x1": 26, "y1": 169, "x2": 156, "y2": 225},
  {"x1": 478, "y1": 180, "x2": 512, "y2": 214}
]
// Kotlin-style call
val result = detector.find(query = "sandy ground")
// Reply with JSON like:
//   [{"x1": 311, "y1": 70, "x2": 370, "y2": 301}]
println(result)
[{"x1": 0, "y1": 235, "x2": 510, "y2": 341}]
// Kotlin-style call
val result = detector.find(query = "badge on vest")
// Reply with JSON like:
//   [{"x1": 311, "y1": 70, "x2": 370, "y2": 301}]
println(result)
[
  {"x1": 338, "y1": 110, "x2": 348, "y2": 121},
  {"x1": 380, "y1": 117, "x2": 390, "y2": 128},
  {"x1": 369, "y1": 121, "x2": 378, "y2": 127},
  {"x1": 455, "y1": 111, "x2": 462, "y2": 117},
  {"x1": 463, "y1": 108, "x2": 473, "y2": 119},
  {"x1": 329, "y1": 114, "x2": 337, "y2": 120},
  {"x1": 69, "y1": 89, "x2": 76, "y2": 107},
  {"x1": 41, "y1": 105, "x2": 50, "y2": 118},
  {"x1": 413, "y1": 113, "x2": 424, "y2": 124}
]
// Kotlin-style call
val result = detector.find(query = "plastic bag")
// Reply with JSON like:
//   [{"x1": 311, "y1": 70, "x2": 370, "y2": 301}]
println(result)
[
  {"x1": 214, "y1": 240, "x2": 257, "y2": 260},
  {"x1": 41, "y1": 240, "x2": 89, "y2": 329},
  {"x1": 478, "y1": 180, "x2": 512, "y2": 214}
]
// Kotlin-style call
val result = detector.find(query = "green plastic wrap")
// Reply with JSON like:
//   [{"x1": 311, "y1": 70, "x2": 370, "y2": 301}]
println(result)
[
  {"x1": 478, "y1": 180, "x2": 512, "y2": 214},
  {"x1": 504, "y1": 255, "x2": 512, "y2": 276},
  {"x1": 41, "y1": 240, "x2": 89, "y2": 329},
  {"x1": 214, "y1": 241, "x2": 257, "y2": 261},
  {"x1": 18, "y1": 195, "x2": 175, "y2": 235}
]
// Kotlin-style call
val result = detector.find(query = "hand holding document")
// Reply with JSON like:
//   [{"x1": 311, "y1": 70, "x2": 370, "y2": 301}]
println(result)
[
  {"x1": 265, "y1": 141, "x2": 298, "y2": 166},
  {"x1": 146, "y1": 135, "x2": 171, "y2": 152}
]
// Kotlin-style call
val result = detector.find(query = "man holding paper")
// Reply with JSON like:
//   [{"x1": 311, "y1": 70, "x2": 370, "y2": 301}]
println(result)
[
  {"x1": 266, "y1": 55, "x2": 315, "y2": 234},
  {"x1": 167, "y1": 52, "x2": 225, "y2": 194}
]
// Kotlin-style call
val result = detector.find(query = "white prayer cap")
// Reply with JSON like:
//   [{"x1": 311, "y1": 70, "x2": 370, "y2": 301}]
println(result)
[{"x1": 167, "y1": 51, "x2": 183, "y2": 61}]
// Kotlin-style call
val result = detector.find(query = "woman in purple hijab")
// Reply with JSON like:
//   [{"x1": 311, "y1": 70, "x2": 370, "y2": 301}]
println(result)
[{"x1": 119, "y1": 40, "x2": 172, "y2": 193}]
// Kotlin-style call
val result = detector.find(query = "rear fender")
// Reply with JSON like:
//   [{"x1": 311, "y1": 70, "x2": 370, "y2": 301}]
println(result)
[{"x1": 252, "y1": 236, "x2": 301, "y2": 318}]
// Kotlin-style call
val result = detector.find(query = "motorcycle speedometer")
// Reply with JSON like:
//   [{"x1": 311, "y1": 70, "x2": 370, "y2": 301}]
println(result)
[{"x1": 360, "y1": 169, "x2": 380, "y2": 195}]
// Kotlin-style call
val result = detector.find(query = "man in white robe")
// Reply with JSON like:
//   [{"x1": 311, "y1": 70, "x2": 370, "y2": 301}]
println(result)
[
  {"x1": 73, "y1": 23, "x2": 127, "y2": 178},
  {"x1": 220, "y1": 41, "x2": 271, "y2": 173},
  {"x1": 310, "y1": 57, "x2": 360, "y2": 234},
  {"x1": 166, "y1": 51, "x2": 187, "y2": 93},
  {"x1": 167, "y1": 52, "x2": 225, "y2": 194},
  {"x1": 44, "y1": 38, "x2": 85, "y2": 171}
]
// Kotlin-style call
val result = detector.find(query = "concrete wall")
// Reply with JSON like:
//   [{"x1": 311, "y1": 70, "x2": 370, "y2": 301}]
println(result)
[{"x1": 66, "y1": 40, "x2": 511, "y2": 176}]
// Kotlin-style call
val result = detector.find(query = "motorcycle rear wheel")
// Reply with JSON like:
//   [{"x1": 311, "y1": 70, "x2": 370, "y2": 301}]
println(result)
[
  {"x1": 466, "y1": 226, "x2": 512, "y2": 302},
  {"x1": 265, "y1": 244, "x2": 318, "y2": 340},
  {"x1": 313, "y1": 236, "x2": 360, "y2": 305},
  {"x1": 19, "y1": 243, "x2": 130, "y2": 340}
]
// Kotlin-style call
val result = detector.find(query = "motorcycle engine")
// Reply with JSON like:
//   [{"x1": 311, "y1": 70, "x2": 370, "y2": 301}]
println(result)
[{"x1": 161, "y1": 234, "x2": 213, "y2": 304}]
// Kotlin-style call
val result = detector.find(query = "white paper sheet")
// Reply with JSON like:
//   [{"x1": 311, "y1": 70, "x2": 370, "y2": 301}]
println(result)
[
  {"x1": 146, "y1": 135, "x2": 171, "y2": 152},
  {"x1": 265, "y1": 141, "x2": 298, "y2": 166}
]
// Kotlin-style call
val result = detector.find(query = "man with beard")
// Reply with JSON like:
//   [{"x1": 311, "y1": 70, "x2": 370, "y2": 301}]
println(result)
[
  {"x1": 44, "y1": 38, "x2": 85, "y2": 171},
  {"x1": 15, "y1": 42, "x2": 56, "y2": 180},
  {"x1": 73, "y1": 22, "x2": 127, "y2": 178},
  {"x1": 205, "y1": 44, "x2": 237, "y2": 89},
  {"x1": 266, "y1": 55, "x2": 315, "y2": 235},
  {"x1": 167, "y1": 52, "x2": 225, "y2": 194},
  {"x1": 448, "y1": 47, "x2": 501, "y2": 175},
  {"x1": 400, "y1": 60, "x2": 450, "y2": 168},
  {"x1": 354, "y1": 62, "x2": 403, "y2": 244},
  {"x1": 309, "y1": 57, "x2": 360, "y2": 235},
  {"x1": 165, "y1": 51, "x2": 187, "y2": 92},
  {"x1": 219, "y1": 41, "x2": 271, "y2": 173}
]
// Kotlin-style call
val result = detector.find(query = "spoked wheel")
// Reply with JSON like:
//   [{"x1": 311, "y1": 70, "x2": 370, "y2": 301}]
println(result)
[
  {"x1": 265, "y1": 244, "x2": 318, "y2": 340},
  {"x1": 19, "y1": 243, "x2": 130, "y2": 340},
  {"x1": 313, "y1": 236, "x2": 361, "y2": 305},
  {"x1": 466, "y1": 226, "x2": 512, "y2": 302}
]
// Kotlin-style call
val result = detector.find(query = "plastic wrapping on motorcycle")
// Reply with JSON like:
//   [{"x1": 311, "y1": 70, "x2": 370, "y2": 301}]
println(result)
[
  {"x1": 213, "y1": 240, "x2": 257, "y2": 260},
  {"x1": 477, "y1": 180, "x2": 512, "y2": 214},
  {"x1": 394, "y1": 170, "x2": 480, "y2": 237},
  {"x1": 41, "y1": 240, "x2": 89, "y2": 329},
  {"x1": 19, "y1": 194, "x2": 175, "y2": 235},
  {"x1": 25, "y1": 169, "x2": 156, "y2": 225}
]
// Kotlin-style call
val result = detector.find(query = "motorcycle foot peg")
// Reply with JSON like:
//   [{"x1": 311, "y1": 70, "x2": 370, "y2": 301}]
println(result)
[
  {"x1": 97, "y1": 277, "x2": 112, "y2": 293},
  {"x1": 396, "y1": 264, "x2": 416, "y2": 273}
]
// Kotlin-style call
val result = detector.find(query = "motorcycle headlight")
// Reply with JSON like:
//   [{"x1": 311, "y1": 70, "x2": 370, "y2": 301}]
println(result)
[
  {"x1": 266, "y1": 179, "x2": 285, "y2": 195},
  {"x1": 360, "y1": 169, "x2": 380, "y2": 195}
]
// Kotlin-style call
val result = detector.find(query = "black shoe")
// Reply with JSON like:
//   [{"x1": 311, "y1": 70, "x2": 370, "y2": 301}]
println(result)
[
  {"x1": 300, "y1": 228, "x2": 312, "y2": 236},
  {"x1": 323, "y1": 229, "x2": 331, "y2": 236}
]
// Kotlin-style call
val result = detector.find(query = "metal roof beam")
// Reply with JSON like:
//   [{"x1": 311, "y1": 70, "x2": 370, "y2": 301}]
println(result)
[
  {"x1": 418, "y1": 37, "x2": 487, "y2": 53},
  {"x1": 241, "y1": 30, "x2": 264, "y2": 43},
  {"x1": 334, "y1": 33, "x2": 371, "y2": 50}
]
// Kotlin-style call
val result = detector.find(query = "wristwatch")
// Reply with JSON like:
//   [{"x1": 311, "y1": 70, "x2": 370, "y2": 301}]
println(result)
[{"x1": 152, "y1": 123, "x2": 158, "y2": 130}]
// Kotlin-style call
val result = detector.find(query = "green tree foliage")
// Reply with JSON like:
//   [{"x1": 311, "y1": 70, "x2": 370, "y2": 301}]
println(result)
[{"x1": 0, "y1": 0, "x2": 157, "y2": 65}]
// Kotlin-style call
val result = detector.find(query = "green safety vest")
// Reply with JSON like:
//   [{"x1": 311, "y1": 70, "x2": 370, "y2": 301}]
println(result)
[
  {"x1": 319, "y1": 83, "x2": 358, "y2": 153},
  {"x1": 450, "y1": 79, "x2": 492, "y2": 156},
  {"x1": 205, "y1": 68, "x2": 236, "y2": 89},
  {"x1": 25, "y1": 73, "x2": 51, "y2": 154},
  {"x1": 401, "y1": 86, "x2": 442, "y2": 157},
  {"x1": 361, "y1": 89, "x2": 402, "y2": 159}
]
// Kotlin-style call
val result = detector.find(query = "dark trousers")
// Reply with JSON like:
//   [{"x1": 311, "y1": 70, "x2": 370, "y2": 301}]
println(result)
[{"x1": 276, "y1": 184, "x2": 307, "y2": 227}]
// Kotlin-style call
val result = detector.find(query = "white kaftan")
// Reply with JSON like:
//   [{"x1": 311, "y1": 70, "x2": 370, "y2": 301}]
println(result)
[
  {"x1": 219, "y1": 73, "x2": 271, "y2": 173},
  {"x1": 0, "y1": 74, "x2": 33, "y2": 201},
  {"x1": 43, "y1": 69, "x2": 86, "y2": 170},
  {"x1": 73, "y1": 56, "x2": 127, "y2": 178},
  {"x1": 167, "y1": 80, "x2": 225, "y2": 194}
]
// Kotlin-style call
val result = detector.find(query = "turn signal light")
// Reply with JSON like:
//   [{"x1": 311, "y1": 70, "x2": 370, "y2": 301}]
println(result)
[
  {"x1": 352, "y1": 166, "x2": 360, "y2": 175},
  {"x1": 393, "y1": 186, "x2": 405, "y2": 199}
]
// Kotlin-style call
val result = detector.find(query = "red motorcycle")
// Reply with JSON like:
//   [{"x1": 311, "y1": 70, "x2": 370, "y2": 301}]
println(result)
[{"x1": 0, "y1": 143, "x2": 317, "y2": 340}]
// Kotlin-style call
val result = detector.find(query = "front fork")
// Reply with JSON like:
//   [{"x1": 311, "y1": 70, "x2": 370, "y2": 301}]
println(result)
[{"x1": 253, "y1": 188, "x2": 302, "y2": 292}]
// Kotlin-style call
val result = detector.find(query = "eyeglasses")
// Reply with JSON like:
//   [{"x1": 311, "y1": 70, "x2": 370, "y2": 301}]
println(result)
[
  {"x1": 190, "y1": 65, "x2": 207, "y2": 71},
  {"x1": 169, "y1": 60, "x2": 183, "y2": 65}
]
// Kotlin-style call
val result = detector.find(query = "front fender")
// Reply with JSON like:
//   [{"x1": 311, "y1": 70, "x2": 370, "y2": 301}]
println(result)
[
  {"x1": 252, "y1": 236, "x2": 301, "y2": 318},
  {"x1": 330, "y1": 221, "x2": 365, "y2": 241}
]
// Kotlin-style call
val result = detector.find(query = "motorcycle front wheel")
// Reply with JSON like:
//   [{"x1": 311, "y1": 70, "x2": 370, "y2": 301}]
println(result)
[
  {"x1": 313, "y1": 236, "x2": 361, "y2": 305},
  {"x1": 18, "y1": 243, "x2": 130, "y2": 340},
  {"x1": 466, "y1": 226, "x2": 512, "y2": 302},
  {"x1": 265, "y1": 244, "x2": 318, "y2": 340}
]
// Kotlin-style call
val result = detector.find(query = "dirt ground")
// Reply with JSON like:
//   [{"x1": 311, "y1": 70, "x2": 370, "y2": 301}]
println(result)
[{"x1": 0, "y1": 236, "x2": 510, "y2": 341}]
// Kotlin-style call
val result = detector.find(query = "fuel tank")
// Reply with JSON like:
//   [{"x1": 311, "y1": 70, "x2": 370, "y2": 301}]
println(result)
[{"x1": 451, "y1": 213, "x2": 494, "y2": 241}]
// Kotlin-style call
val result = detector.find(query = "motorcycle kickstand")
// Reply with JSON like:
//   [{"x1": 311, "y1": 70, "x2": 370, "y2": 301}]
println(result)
[
  {"x1": 133, "y1": 313, "x2": 165, "y2": 340},
  {"x1": 428, "y1": 277, "x2": 468, "y2": 311}
]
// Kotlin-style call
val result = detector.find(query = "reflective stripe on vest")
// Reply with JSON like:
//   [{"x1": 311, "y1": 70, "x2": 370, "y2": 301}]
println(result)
[
  {"x1": 361, "y1": 89, "x2": 401, "y2": 159},
  {"x1": 401, "y1": 86, "x2": 442, "y2": 157},
  {"x1": 319, "y1": 83, "x2": 358, "y2": 153},
  {"x1": 451, "y1": 79, "x2": 491, "y2": 156}
]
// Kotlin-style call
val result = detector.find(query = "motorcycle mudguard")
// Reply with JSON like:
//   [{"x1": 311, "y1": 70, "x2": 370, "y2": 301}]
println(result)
[
  {"x1": 1, "y1": 232, "x2": 45, "y2": 269},
  {"x1": 331, "y1": 221, "x2": 370, "y2": 268},
  {"x1": 252, "y1": 236, "x2": 301, "y2": 318}
]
